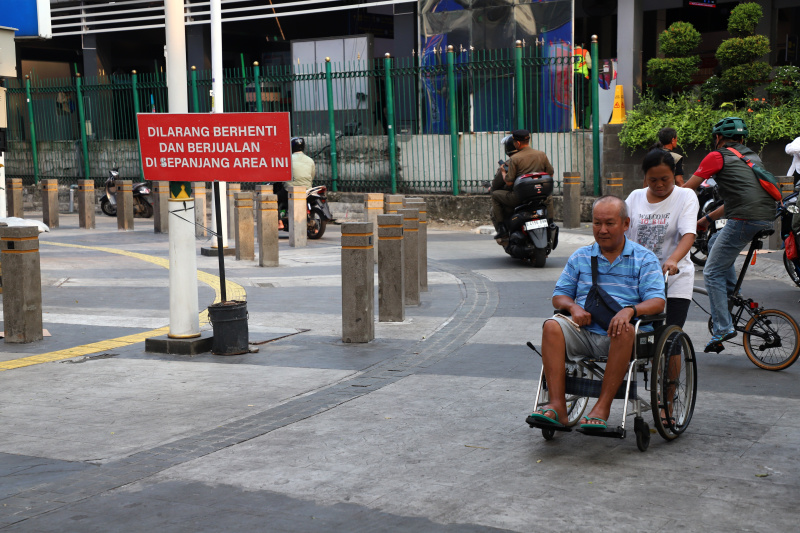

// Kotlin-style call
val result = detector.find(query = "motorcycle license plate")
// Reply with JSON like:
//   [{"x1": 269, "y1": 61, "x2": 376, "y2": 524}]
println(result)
[
  {"x1": 715, "y1": 219, "x2": 727, "y2": 230},
  {"x1": 524, "y1": 219, "x2": 548, "y2": 231}
]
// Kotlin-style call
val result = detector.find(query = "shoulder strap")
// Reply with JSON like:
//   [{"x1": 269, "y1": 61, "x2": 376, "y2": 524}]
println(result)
[
  {"x1": 591, "y1": 255, "x2": 598, "y2": 285},
  {"x1": 724, "y1": 146, "x2": 755, "y2": 169}
]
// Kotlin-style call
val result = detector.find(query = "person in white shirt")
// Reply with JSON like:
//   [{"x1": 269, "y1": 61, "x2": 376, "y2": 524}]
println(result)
[{"x1": 625, "y1": 148, "x2": 699, "y2": 327}]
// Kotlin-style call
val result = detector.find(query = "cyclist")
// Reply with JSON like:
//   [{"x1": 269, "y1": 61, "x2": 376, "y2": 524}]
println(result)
[{"x1": 683, "y1": 117, "x2": 776, "y2": 353}]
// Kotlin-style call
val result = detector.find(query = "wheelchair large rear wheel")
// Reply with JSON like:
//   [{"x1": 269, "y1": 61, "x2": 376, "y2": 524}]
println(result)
[{"x1": 651, "y1": 326, "x2": 697, "y2": 441}]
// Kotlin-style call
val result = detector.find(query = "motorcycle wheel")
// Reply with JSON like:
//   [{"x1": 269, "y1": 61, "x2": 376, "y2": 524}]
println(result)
[
  {"x1": 690, "y1": 229, "x2": 709, "y2": 266},
  {"x1": 307, "y1": 211, "x2": 326, "y2": 239},
  {"x1": 531, "y1": 247, "x2": 547, "y2": 268},
  {"x1": 100, "y1": 198, "x2": 117, "y2": 217},
  {"x1": 139, "y1": 200, "x2": 154, "y2": 219},
  {"x1": 783, "y1": 251, "x2": 800, "y2": 288}
]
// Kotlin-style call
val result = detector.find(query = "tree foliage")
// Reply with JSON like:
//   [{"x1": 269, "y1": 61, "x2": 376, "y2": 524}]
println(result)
[{"x1": 647, "y1": 21, "x2": 701, "y2": 93}]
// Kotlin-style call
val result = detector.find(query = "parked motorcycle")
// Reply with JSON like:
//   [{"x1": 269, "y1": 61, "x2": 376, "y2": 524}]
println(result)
[
  {"x1": 274, "y1": 183, "x2": 334, "y2": 239},
  {"x1": 100, "y1": 166, "x2": 154, "y2": 218},
  {"x1": 498, "y1": 172, "x2": 559, "y2": 267},
  {"x1": 778, "y1": 191, "x2": 800, "y2": 288}
]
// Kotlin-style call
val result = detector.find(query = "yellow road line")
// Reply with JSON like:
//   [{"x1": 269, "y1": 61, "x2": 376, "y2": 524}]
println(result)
[{"x1": 0, "y1": 242, "x2": 246, "y2": 372}]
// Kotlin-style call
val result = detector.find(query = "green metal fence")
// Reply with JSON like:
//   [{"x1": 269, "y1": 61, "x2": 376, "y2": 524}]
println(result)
[{"x1": 4, "y1": 41, "x2": 593, "y2": 195}]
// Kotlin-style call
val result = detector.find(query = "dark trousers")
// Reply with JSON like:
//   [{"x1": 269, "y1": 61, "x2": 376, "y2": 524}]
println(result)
[{"x1": 666, "y1": 297, "x2": 691, "y2": 329}]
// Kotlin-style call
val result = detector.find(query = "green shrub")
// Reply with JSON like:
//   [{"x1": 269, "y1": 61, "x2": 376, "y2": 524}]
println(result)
[
  {"x1": 659, "y1": 21, "x2": 702, "y2": 58},
  {"x1": 728, "y1": 2, "x2": 763, "y2": 38},
  {"x1": 716, "y1": 35, "x2": 770, "y2": 69},
  {"x1": 722, "y1": 62, "x2": 773, "y2": 95},
  {"x1": 647, "y1": 56, "x2": 701, "y2": 90},
  {"x1": 767, "y1": 66, "x2": 800, "y2": 103}
]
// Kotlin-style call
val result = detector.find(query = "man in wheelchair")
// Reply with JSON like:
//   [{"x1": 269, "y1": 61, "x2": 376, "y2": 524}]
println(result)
[{"x1": 530, "y1": 196, "x2": 666, "y2": 430}]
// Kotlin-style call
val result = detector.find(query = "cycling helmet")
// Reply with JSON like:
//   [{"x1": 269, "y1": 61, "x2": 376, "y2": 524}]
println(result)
[
  {"x1": 501, "y1": 134, "x2": 518, "y2": 157},
  {"x1": 712, "y1": 117, "x2": 748, "y2": 139},
  {"x1": 291, "y1": 137, "x2": 305, "y2": 153}
]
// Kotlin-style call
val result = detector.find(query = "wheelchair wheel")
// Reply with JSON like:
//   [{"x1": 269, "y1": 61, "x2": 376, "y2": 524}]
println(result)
[
  {"x1": 743, "y1": 309, "x2": 800, "y2": 371},
  {"x1": 651, "y1": 326, "x2": 697, "y2": 441},
  {"x1": 634, "y1": 417, "x2": 650, "y2": 452},
  {"x1": 541, "y1": 427, "x2": 555, "y2": 441}
]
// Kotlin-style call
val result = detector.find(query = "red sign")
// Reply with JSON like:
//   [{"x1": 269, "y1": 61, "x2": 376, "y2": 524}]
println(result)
[{"x1": 137, "y1": 113, "x2": 292, "y2": 182}]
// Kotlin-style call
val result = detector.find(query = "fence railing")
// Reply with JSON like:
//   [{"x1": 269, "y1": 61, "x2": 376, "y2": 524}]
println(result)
[{"x1": 4, "y1": 41, "x2": 594, "y2": 195}]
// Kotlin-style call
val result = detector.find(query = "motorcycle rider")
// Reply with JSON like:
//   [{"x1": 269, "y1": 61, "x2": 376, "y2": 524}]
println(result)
[
  {"x1": 683, "y1": 116, "x2": 777, "y2": 353},
  {"x1": 276, "y1": 137, "x2": 315, "y2": 227},
  {"x1": 490, "y1": 129, "x2": 555, "y2": 240}
]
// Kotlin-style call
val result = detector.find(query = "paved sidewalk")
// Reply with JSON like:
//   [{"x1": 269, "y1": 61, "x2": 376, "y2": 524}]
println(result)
[{"x1": 1, "y1": 214, "x2": 799, "y2": 532}]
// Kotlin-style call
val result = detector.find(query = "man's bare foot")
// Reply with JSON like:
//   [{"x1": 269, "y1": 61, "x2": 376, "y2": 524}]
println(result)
[{"x1": 580, "y1": 408, "x2": 610, "y2": 429}]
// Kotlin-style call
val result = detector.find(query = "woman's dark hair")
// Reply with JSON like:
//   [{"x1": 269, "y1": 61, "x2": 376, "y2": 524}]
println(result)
[{"x1": 642, "y1": 148, "x2": 676, "y2": 175}]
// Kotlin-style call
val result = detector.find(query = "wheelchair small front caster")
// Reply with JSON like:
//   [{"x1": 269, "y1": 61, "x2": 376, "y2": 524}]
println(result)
[
  {"x1": 541, "y1": 427, "x2": 555, "y2": 441},
  {"x1": 634, "y1": 416, "x2": 650, "y2": 452}
]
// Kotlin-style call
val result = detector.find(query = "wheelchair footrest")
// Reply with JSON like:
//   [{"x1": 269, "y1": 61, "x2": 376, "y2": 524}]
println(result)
[
  {"x1": 576, "y1": 426, "x2": 626, "y2": 438},
  {"x1": 564, "y1": 376, "x2": 636, "y2": 400},
  {"x1": 525, "y1": 416, "x2": 573, "y2": 432}
]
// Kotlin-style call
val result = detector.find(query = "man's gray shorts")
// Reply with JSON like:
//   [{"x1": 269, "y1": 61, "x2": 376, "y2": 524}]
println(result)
[{"x1": 544, "y1": 316, "x2": 610, "y2": 361}]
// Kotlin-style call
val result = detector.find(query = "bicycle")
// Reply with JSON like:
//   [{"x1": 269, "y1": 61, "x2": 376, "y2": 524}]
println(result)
[{"x1": 692, "y1": 227, "x2": 800, "y2": 371}]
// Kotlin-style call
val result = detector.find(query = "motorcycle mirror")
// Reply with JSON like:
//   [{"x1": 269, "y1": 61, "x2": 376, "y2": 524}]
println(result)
[{"x1": 788, "y1": 205, "x2": 800, "y2": 214}]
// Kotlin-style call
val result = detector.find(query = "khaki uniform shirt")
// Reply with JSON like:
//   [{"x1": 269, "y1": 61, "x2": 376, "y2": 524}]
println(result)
[
  {"x1": 505, "y1": 146, "x2": 555, "y2": 186},
  {"x1": 290, "y1": 152, "x2": 315, "y2": 189}
]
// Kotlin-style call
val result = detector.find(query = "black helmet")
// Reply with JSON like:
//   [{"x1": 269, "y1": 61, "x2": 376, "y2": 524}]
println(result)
[
  {"x1": 712, "y1": 117, "x2": 748, "y2": 139},
  {"x1": 291, "y1": 137, "x2": 305, "y2": 153},
  {"x1": 501, "y1": 134, "x2": 518, "y2": 157}
]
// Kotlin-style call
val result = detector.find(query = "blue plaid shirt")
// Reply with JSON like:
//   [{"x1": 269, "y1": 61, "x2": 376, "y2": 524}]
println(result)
[{"x1": 554, "y1": 239, "x2": 665, "y2": 335}]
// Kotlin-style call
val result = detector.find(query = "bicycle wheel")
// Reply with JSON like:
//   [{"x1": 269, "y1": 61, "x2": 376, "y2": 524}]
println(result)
[
  {"x1": 651, "y1": 326, "x2": 697, "y2": 440},
  {"x1": 783, "y1": 251, "x2": 800, "y2": 289},
  {"x1": 743, "y1": 309, "x2": 800, "y2": 371},
  {"x1": 691, "y1": 230, "x2": 709, "y2": 266}
]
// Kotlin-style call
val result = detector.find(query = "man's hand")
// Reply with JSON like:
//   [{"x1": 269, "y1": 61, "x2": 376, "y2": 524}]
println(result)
[
  {"x1": 697, "y1": 217, "x2": 710, "y2": 232},
  {"x1": 568, "y1": 304, "x2": 592, "y2": 327},
  {"x1": 608, "y1": 308, "x2": 635, "y2": 337}
]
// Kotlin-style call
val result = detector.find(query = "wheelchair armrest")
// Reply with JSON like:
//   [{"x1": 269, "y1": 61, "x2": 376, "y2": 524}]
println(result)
[
  {"x1": 553, "y1": 309, "x2": 571, "y2": 316},
  {"x1": 634, "y1": 313, "x2": 667, "y2": 325}
]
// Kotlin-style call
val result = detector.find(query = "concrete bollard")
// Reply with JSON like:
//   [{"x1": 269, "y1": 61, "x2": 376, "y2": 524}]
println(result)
[
  {"x1": 77, "y1": 179, "x2": 95, "y2": 229},
  {"x1": 384, "y1": 194, "x2": 404, "y2": 214},
  {"x1": 258, "y1": 192, "x2": 279, "y2": 267},
  {"x1": 153, "y1": 181, "x2": 170, "y2": 233},
  {"x1": 562, "y1": 172, "x2": 582, "y2": 229},
  {"x1": 364, "y1": 193, "x2": 384, "y2": 264},
  {"x1": 378, "y1": 214, "x2": 404, "y2": 322},
  {"x1": 116, "y1": 180, "x2": 134, "y2": 230},
  {"x1": 288, "y1": 185, "x2": 307, "y2": 248},
  {"x1": 7, "y1": 178, "x2": 23, "y2": 218},
  {"x1": 399, "y1": 208, "x2": 420, "y2": 306},
  {"x1": 606, "y1": 172, "x2": 624, "y2": 199},
  {"x1": 779, "y1": 176, "x2": 795, "y2": 197},
  {"x1": 194, "y1": 182, "x2": 207, "y2": 237},
  {"x1": 0, "y1": 226, "x2": 43, "y2": 343},
  {"x1": 41, "y1": 179, "x2": 59, "y2": 229},
  {"x1": 341, "y1": 222, "x2": 374, "y2": 343},
  {"x1": 234, "y1": 192, "x2": 255, "y2": 261},
  {"x1": 227, "y1": 183, "x2": 241, "y2": 238},
  {"x1": 404, "y1": 199, "x2": 428, "y2": 292}
]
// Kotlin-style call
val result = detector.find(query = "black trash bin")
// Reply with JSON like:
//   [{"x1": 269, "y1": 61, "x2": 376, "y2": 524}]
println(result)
[{"x1": 208, "y1": 300, "x2": 249, "y2": 355}]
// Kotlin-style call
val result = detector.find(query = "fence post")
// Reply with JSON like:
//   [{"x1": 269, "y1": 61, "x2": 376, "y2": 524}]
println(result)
[
  {"x1": 383, "y1": 54, "x2": 397, "y2": 194},
  {"x1": 515, "y1": 40, "x2": 524, "y2": 130},
  {"x1": 591, "y1": 35, "x2": 601, "y2": 196},
  {"x1": 325, "y1": 57, "x2": 339, "y2": 192},
  {"x1": 446, "y1": 45, "x2": 459, "y2": 196},
  {"x1": 132, "y1": 70, "x2": 144, "y2": 181},
  {"x1": 74, "y1": 73, "x2": 91, "y2": 181},
  {"x1": 253, "y1": 62, "x2": 262, "y2": 113},
  {"x1": 24, "y1": 75, "x2": 39, "y2": 185},
  {"x1": 191, "y1": 66, "x2": 200, "y2": 113}
]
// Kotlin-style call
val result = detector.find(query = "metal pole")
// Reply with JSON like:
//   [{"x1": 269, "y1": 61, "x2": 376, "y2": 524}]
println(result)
[
  {"x1": 75, "y1": 73, "x2": 91, "y2": 180},
  {"x1": 446, "y1": 45, "x2": 459, "y2": 196},
  {"x1": 25, "y1": 75, "x2": 39, "y2": 185},
  {"x1": 191, "y1": 66, "x2": 200, "y2": 113},
  {"x1": 254, "y1": 61, "x2": 262, "y2": 112},
  {"x1": 325, "y1": 57, "x2": 339, "y2": 192},
  {"x1": 132, "y1": 70, "x2": 144, "y2": 181},
  {"x1": 514, "y1": 40, "x2": 524, "y2": 131},
  {"x1": 591, "y1": 35, "x2": 601, "y2": 196},
  {"x1": 384, "y1": 53, "x2": 397, "y2": 194},
  {"x1": 213, "y1": 181, "x2": 227, "y2": 302},
  {"x1": 210, "y1": 0, "x2": 229, "y2": 248},
  {"x1": 165, "y1": 0, "x2": 200, "y2": 337}
]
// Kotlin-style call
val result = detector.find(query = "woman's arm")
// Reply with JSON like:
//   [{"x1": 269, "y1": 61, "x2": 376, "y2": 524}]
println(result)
[{"x1": 663, "y1": 233, "x2": 696, "y2": 275}]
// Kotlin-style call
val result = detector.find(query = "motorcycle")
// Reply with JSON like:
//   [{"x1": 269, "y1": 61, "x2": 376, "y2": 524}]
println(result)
[
  {"x1": 274, "y1": 183, "x2": 334, "y2": 239},
  {"x1": 778, "y1": 191, "x2": 800, "y2": 288},
  {"x1": 100, "y1": 166, "x2": 154, "y2": 218},
  {"x1": 690, "y1": 178, "x2": 723, "y2": 266},
  {"x1": 498, "y1": 173, "x2": 559, "y2": 267}
]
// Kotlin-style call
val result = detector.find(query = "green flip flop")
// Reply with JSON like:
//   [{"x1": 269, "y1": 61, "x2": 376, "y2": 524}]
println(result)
[
  {"x1": 579, "y1": 416, "x2": 608, "y2": 430},
  {"x1": 528, "y1": 408, "x2": 565, "y2": 427}
]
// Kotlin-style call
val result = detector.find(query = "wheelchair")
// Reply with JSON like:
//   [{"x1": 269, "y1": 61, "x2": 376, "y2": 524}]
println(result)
[{"x1": 525, "y1": 310, "x2": 698, "y2": 452}]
